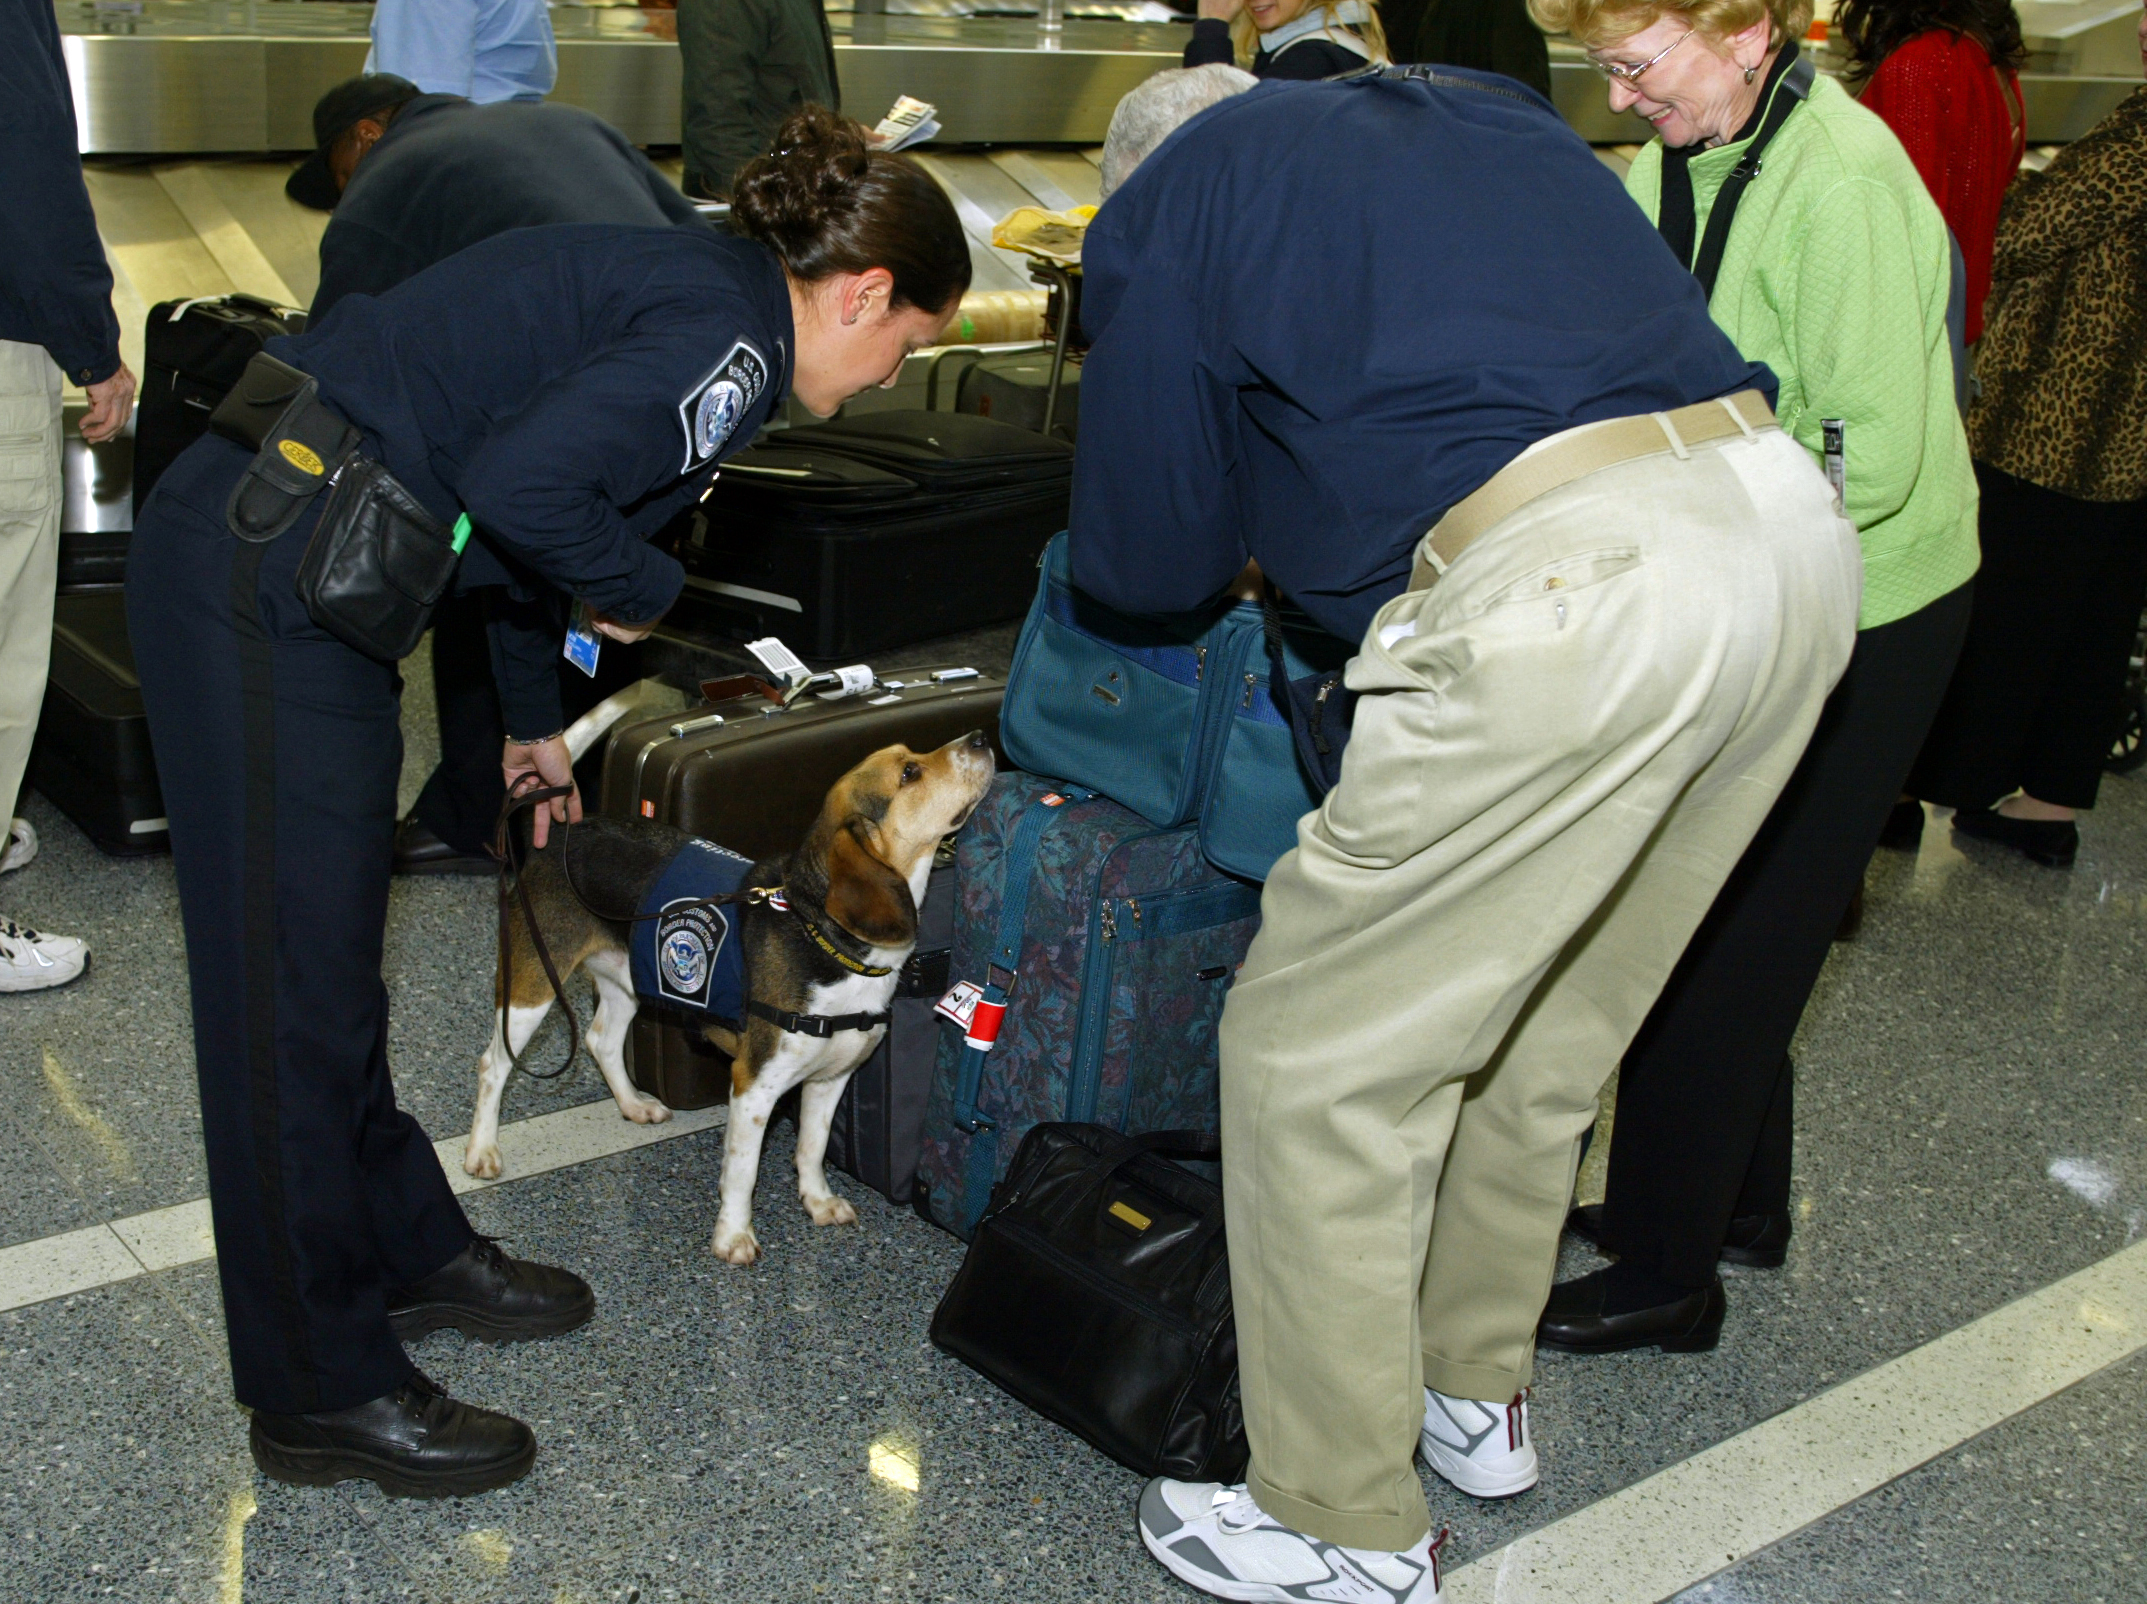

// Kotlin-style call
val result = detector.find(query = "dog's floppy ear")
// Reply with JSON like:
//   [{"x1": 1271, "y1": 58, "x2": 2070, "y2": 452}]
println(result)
[{"x1": 823, "y1": 824, "x2": 917, "y2": 949}]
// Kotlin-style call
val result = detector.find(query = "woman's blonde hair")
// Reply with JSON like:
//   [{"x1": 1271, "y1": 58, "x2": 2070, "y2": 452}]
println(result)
[
  {"x1": 1231, "y1": 0, "x2": 1390, "y2": 67},
  {"x1": 1525, "y1": 0, "x2": 1812, "y2": 50}
]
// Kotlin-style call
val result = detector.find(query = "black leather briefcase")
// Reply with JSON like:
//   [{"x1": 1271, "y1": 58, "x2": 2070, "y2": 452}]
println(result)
[{"x1": 929, "y1": 1123, "x2": 1246, "y2": 1481}]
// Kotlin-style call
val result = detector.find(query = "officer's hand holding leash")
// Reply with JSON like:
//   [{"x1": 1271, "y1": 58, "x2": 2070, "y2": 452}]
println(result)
[{"x1": 503, "y1": 735, "x2": 582, "y2": 848}]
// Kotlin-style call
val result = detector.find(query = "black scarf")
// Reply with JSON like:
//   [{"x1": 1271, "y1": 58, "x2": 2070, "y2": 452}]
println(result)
[{"x1": 1657, "y1": 45, "x2": 1801, "y2": 276}]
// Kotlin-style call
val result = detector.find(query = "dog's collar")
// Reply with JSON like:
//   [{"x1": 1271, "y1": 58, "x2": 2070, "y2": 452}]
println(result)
[{"x1": 785, "y1": 899, "x2": 897, "y2": 978}]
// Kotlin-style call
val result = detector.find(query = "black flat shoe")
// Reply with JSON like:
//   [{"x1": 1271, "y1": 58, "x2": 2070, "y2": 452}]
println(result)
[
  {"x1": 1537, "y1": 1268, "x2": 1725, "y2": 1355},
  {"x1": 1564, "y1": 1204, "x2": 1790, "y2": 1269},
  {"x1": 392, "y1": 816, "x2": 497, "y2": 877},
  {"x1": 387, "y1": 1236, "x2": 594, "y2": 1343},
  {"x1": 1950, "y1": 808, "x2": 2078, "y2": 869},
  {"x1": 1875, "y1": 798, "x2": 1925, "y2": 852},
  {"x1": 250, "y1": 1371, "x2": 535, "y2": 1498}
]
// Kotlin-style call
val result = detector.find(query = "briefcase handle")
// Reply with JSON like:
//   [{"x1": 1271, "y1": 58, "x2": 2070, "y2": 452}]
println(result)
[{"x1": 1102, "y1": 1129, "x2": 1222, "y2": 1174}]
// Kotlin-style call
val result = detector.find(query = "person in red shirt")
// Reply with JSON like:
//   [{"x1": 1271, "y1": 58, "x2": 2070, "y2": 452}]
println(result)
[{"x1": 1841, "y1": 0, "x2": 2026, "y2": 344}]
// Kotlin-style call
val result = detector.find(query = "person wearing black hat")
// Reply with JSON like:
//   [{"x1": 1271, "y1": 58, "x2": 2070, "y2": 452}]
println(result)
[{"x1": 287, "y1": 76, "x2": 709, "y2": 875}]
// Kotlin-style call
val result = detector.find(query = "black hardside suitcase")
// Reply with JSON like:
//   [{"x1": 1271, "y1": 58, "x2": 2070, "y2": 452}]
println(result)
[
  {"x1": 825, "y1": 856, "x2": 954, "y2": 1204},
  {"x1": 602, "y1": 666, "x2": 1003, "y2": 1116},
  {"x1": 28, "y1": 592, "x2": 168, "y2": 855},
  {"x1": 134, "y1": 294, "x2": 307, "y2": 516},
  {"x1": 680, "y1": 411, "x2": 1070, "y2": 659},
  {"x1": 956, "y1": 349, "x2": 1080, "y2": 443}
]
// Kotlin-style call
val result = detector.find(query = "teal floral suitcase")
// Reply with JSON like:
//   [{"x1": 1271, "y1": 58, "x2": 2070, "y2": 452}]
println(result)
[{"x1": 915, "y1": 773, "x2": 1264, "y2": 1238}]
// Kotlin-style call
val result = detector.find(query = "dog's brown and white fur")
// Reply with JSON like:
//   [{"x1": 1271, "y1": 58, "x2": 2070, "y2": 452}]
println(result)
[{"x1": 465, "y1": 729, "x2": 994, "y2": 1264}]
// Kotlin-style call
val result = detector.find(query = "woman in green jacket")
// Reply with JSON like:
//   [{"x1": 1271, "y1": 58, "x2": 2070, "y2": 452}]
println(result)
[{"x1": 1524, "y1": 0, "x2": 1978, "y2": 1351}]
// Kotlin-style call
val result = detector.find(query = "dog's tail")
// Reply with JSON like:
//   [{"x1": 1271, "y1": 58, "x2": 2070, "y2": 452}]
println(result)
[{"x1": 562, "y1": 678, "x2": 690, "y2": 765}]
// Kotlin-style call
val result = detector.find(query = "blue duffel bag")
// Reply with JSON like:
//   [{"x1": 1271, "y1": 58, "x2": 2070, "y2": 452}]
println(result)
[{"x1": 1000, "y1": 534, "x2": 1353, "y2": 882}]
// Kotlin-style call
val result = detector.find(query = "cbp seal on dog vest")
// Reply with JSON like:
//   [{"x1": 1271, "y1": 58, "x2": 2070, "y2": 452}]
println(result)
[{"x1": 628, "y1": 838, "x2": 759, "y2": 1022}]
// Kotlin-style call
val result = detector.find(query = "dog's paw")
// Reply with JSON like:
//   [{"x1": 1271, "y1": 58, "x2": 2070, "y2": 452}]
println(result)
[
  {"x1": 463, "y1": 1142, "x2": 503, "y2": 1180},
  {"x1": 803, "y1": 1192, "x2": 859, "y2": 1227},
  {"x1": 619, "y1": 1096, "x2": 673, "y2": 1126},
  {"x1": 710, "y1": 1223, "x2": 761, "y2": 1265}
]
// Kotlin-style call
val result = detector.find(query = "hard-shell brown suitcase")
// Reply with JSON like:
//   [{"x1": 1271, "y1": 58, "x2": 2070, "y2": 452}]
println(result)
[{"x1": 601, "y1": 666, "x2": 1004, "y2": 1115}]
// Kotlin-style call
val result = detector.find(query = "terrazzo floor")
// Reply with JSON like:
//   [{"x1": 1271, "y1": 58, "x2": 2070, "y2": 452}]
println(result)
[{"x1": 0, "y1": 628, "x2": 2142, "y2": 1602}]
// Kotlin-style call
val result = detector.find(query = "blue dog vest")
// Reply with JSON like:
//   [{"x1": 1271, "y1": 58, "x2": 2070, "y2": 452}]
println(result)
[{"x1": 628, "y1": 839, "x2": 759, "y2": 1023}]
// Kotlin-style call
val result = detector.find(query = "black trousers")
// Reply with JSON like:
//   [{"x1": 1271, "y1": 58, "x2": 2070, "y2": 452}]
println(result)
[
  {"x1": 411, "y1": 588, "x2": 646, "y2": 858},
  {"x1": 1596, "y1": 581, "x2": 1974, "y2": 1290},
  {"x1": 129, "y1": 434, "x2": 472, "y2": 1414},
  {"x1": 1909, "y1": 464, "x2": 2147, "y2": 812}
]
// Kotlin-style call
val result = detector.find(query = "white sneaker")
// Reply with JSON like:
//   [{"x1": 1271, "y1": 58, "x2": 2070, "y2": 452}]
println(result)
[
  {"x1": 0, "y1": 918, "x2": 88, "y2": 993},
  {"x1": 1138, "y1": 1478, "x2": 1446, "y2": 1603},
  {"x1": 1418, "y1": 1388, "x2": 1538, "y2": 1498},
  {"x1": 0, "y1": 819, "x2": 36, "y2": 875}
]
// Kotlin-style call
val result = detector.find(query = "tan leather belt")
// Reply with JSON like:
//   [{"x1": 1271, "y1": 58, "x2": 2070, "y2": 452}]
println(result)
[{"x1": 1407, "y1": 389, "x2": 1777, "y2": 592}]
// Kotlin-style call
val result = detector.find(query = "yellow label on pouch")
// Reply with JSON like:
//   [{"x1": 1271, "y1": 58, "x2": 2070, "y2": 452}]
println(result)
[
  {"x1": 278, "y1": 438, "x2": 324, "y2": 476},
  {"x1": 1108, "y1": 1200, "x2": 1152, "y2": 1232}
]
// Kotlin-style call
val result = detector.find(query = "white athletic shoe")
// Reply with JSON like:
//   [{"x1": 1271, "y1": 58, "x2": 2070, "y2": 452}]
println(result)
[
  {"x1": 0, "y1": 819, "x2": 37, "y2": 876},
  {"x1": 1418, "y1": 1387, "x2": 1538, "y2": 1498},
  {"x1": 0, "y1": 918, "x2": 88, "y2": 993},
  {"x1": 1138, "y1": 1478, "x2": 1447, "y2": 1603}
]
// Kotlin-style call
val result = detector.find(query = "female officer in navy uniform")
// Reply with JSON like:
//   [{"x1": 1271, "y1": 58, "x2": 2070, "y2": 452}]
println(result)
[{"x1": 125, "y1": 109, "x2": 969, "y2": 1499}]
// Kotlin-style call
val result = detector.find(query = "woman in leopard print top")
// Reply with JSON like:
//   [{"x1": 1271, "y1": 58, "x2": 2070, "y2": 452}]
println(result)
[{"x1": 1906, "y1": 55, "x2": 2147, "y2": 869}]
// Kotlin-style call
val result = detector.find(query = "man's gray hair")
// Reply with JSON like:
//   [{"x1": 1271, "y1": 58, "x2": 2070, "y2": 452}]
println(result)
[{"x1": 1099, "y1": 64, "x2": 1258, "y2": 200}]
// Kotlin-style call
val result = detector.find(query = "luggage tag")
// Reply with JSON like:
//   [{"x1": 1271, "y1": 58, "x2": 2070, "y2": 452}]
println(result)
[
  {"x1": 934, "y1": 979, "x2": 1007, "y2": 1054},
  {"x1": 744, "y1": 636, "x2": 816, "y2": 706},
  {"x1": 563, "y1": 601, "x2": 601, "y2": 678}
]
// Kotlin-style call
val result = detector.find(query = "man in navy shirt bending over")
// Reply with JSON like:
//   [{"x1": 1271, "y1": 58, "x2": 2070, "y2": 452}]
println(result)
[{"x1": 1083, "y1": 70, "x2": 1863, "y2": 1601}]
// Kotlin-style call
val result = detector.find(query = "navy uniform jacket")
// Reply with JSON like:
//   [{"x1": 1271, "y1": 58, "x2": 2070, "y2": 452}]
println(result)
[
  {"x1": 1070, "y1": 74, "x2": 1774, "y2": 644},
  {"x1": 313, "y1": 95, "x2": 706, "y2": 323},
  {"x1": 0, "y1": 0, "x2": 122, "y2": 384},
  {"x1": 276, "y1": 224, "x2": 790, "y2": 736}
]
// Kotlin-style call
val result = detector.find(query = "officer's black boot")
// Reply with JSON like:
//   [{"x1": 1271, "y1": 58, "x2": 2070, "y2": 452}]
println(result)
[
  {"x1": 250, "y1": 1372, "x2": 535, "y2": 1498},
  {"x1": 387, "y1": 1236, "x2": 595, "y2": 1343}
]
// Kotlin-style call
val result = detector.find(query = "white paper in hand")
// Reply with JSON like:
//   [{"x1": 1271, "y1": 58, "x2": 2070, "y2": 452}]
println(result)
[{"x1": 871, "y1": 96, "x2": 942, "y2": 153}]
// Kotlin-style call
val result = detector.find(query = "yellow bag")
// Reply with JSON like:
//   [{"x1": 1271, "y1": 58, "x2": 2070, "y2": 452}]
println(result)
[{"x1": 991, "y1": 205, "x2": 1098, "y2": 267}]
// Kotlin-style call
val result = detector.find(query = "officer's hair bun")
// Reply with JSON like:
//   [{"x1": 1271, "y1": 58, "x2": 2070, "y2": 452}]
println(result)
[{"x1": 731, "y1": 106, "x2": 971, "y2": 318}]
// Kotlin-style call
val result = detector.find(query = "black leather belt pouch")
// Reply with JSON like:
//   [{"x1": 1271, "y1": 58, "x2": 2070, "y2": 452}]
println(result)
[
  {"x1": 295, "y1": 457, "x2": 461, "y2": 662},
  {"x1": 210, "y1": 352, "x2": 362, "y2": 544}
]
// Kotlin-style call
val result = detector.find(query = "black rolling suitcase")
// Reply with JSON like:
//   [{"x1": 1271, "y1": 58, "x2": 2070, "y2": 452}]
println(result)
[
  {"x1": 27, "y1": 593, "x2": 168, "y2": 855},
  {"x1": 134, "y1": 294, "x2": 307, "y2": 515},
  {"x1": 825, "y1": 854, "x2": 955, "y2": 1204},
  {"x1": 678, "y1": 411, "x2": 1071, "y2": 659}
]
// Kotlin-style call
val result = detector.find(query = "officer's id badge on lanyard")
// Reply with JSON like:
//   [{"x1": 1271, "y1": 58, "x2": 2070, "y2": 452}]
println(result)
[{"x1": 564, "y1": 601, "x2": 602, "y2": 677}]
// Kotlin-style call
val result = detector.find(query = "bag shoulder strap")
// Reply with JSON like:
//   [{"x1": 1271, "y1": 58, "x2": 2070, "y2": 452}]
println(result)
[
  {"x1": 1690, "y1": 53, "x2": 1816, "y2": 297},
  {"x1": 950, "y1": 786, "x2": 1094, "y2": 1134}
]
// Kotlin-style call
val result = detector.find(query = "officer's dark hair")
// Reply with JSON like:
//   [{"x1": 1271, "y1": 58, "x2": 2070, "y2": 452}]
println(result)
[{"x1": 731, "y1": 107, "x2": 972, "y2": 316}]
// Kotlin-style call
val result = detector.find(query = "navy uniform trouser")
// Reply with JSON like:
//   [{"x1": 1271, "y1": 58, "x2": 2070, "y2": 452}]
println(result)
[{"x1": 129, "y1": 434, "x2": 473, "y2": 1415}]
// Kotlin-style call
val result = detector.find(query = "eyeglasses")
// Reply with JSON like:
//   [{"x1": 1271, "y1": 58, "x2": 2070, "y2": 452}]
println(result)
[{"x1": 1588, "y1": 28, "x2": 1694, "y2": 87}]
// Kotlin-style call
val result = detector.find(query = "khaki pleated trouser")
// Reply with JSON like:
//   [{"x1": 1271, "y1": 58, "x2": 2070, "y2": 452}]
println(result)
[
  {"x1": 1221, "y1": 423, "x2": 1863, "y2": 1551},
  {"x1": 0, "y1": 341, "x2": 63, "y2": 827}
]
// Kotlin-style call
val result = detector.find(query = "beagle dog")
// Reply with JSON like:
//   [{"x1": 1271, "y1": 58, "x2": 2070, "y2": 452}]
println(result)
[{"x1": 465, "y1": 729, "x2": 995, "y2": 1264}]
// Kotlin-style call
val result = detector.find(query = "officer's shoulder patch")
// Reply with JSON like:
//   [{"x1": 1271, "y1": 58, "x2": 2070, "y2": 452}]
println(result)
[{"x1": 678, "y1": 339, "x2": 771, "y2": 473}]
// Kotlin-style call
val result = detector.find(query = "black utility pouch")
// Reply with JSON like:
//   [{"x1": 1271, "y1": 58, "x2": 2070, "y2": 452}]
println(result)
[
  {"x1": 209, "y1": 353, "x2": 361, "y2": 544},
  {"x1": 295, "y1": 457, "x2": 461, "y2": 661}
]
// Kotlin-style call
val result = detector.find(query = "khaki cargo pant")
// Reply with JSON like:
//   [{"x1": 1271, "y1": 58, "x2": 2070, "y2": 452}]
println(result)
[
  {"x1": 1220, "y1": 424, "x2": 1862, "y2": 1551},
  {"x1": 0, "y1": 341, "x2": 63, "y2": 827}
]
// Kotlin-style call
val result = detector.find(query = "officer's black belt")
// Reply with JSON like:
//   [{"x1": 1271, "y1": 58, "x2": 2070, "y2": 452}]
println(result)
[{"x1": 209, "y1": 352, "x2": 465, "y2": 663}]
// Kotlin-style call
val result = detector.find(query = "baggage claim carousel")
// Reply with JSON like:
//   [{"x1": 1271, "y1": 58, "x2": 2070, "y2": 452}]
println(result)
[{"x1": 53, "y1": 0, "x2": 2147, "y2": 669}]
